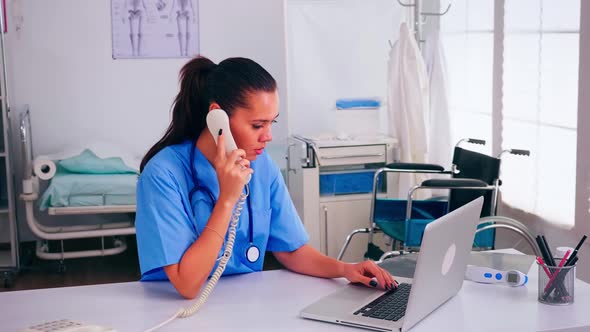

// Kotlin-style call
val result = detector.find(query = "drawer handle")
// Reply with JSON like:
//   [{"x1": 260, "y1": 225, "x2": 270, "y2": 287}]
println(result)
[{"x1": 320, "y1": 153, "x2": 384, "y2": 160}]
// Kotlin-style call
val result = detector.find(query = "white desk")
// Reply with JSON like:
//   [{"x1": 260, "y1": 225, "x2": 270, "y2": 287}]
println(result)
[{"x1": 2, "y1": 256, "x2": 590, "y2": 332}]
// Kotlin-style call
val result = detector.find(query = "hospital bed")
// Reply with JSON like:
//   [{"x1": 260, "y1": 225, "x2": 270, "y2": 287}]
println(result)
[{"x1": 18, "y1": 110, "x2": 136, "y2": 262}]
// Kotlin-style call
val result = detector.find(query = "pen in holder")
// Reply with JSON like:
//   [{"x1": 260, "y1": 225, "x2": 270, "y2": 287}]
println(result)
[{"x1": 537, "y1": 259, "x2": 577, "y2": 305}]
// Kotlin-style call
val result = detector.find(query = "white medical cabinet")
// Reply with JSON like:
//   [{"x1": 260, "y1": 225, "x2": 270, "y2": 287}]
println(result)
[{"x1": 287, "y1": 135, "x2": 397, "y2": 262}]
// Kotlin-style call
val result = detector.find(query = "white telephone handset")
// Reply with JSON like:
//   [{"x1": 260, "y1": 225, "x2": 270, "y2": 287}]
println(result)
[
  {"x1": 206, "y1": 108, "x2": 238, "y2": 152},
  {"x1": 144, "y1": 109, "x2": 249, "y2": 332},
  {"x1": 206, "y1": 108, "x2": 251, "y2": 184}
]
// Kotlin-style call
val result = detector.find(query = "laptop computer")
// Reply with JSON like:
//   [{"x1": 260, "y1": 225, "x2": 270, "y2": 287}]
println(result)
[{"x1": 300, "y1": 196, "x2": 484, "y2": 332}]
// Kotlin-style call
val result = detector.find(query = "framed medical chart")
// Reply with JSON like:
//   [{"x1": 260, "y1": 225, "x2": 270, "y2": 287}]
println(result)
[{"x1": 111, "y1": 0, "x2": 199, "y2": 59}]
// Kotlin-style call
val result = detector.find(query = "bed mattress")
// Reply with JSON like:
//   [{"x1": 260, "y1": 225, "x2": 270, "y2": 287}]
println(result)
[{"x1": 39, "y1": 173, "x2": 138, "y2": 210}]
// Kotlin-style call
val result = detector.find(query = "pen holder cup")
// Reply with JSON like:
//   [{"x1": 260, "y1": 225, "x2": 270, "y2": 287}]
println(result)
[{"x1": 537, "y1": 261, "x2": 576, "y2": 305}]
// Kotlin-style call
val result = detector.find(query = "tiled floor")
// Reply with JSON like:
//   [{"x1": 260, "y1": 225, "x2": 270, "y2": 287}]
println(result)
[{"x1": 1, "y1": 236, "x2": 283, "y2": 292}]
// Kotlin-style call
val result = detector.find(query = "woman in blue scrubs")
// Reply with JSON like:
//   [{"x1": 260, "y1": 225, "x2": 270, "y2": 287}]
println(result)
[{"x1": 136, "y1": 56, "x2": 397, "y2": 299}]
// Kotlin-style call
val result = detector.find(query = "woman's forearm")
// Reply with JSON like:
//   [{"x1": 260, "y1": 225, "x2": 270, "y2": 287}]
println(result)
[
  {"x1": 164, "y1": 197, "x2": 235, "y2": 299},
  {"x1": 273, "y1": 244, "x2": 346, "y2": 279},
  {"x1": 274, "y1": 245, "x2": 396, "y2": 291}
]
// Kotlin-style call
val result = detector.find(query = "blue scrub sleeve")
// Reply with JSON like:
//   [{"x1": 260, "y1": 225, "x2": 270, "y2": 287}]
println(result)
[
  {"x1": 266, "y1": 169, "x2": 309, "y2": 252},
  {"x1": 136, "y1": 165, "x2": 196, "y2": 279}
]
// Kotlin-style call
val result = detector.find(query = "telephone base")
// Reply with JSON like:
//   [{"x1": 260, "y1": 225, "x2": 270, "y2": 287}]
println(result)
[{"x1": 20, "y1": 319, "x2": 116, "y2": 332}]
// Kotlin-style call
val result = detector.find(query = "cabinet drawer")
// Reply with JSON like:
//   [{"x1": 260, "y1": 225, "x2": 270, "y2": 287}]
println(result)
[{"x1": 317, "y1": 145, "x2": 386, "y2": 166}]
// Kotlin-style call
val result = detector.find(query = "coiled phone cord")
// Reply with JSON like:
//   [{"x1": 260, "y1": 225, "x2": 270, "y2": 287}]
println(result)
[{"x1": 144, "y1": 187, "x2": 249, "y2": 332}]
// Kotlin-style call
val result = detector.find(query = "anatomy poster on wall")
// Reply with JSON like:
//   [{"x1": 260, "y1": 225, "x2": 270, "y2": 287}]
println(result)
[{"x1": 111, "y1": 0, "x2": 199, "y2": 59}]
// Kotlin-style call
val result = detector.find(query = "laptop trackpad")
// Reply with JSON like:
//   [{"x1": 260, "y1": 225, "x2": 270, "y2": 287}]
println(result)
[{"x1": 306, "y1": 283, "x2": 383, "y2": 316}]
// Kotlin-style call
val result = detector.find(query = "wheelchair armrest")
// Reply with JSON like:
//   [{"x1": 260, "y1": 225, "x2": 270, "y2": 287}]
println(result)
[
  {"x1": 421, "y1": 178, "x2": 489, "y2": 188},
  {"x1": 477, "y1": 216, "x2": 542, "y2": 257},
  {"x1": 385, "y1": 162, "x2": 446, "y2": 172}
]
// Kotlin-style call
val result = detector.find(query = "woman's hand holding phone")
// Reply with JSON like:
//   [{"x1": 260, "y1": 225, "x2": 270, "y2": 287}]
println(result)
[{"x1": 213, "y1": 132, "x2": 253, "y2": 205}]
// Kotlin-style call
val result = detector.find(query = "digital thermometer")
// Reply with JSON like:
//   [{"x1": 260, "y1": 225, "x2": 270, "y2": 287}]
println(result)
[{"x1": 465, "y1": 265, "x2": 528, "y2": 287}]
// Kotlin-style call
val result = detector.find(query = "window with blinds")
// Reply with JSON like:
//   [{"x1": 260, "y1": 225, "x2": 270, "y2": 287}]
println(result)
[
  {"x1": 501, "y1": 0, "x2": 580, "y2": 226},
  {"x1": 441, "y1": 0, "x2": 580, "y2": 227},
  {"x1": 441, "y1": 0, "x2": 494, "y2": 155}
]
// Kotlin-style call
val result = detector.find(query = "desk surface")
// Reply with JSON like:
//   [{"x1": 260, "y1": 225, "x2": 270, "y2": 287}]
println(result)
[{"x1": 2, "y1": 255, "x2": 590, "y2": 332}]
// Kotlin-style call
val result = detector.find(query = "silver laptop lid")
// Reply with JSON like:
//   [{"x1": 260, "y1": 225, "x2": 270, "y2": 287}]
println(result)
[{"x1": 401, "y1": 196, "x2": 483, "y2": 331}]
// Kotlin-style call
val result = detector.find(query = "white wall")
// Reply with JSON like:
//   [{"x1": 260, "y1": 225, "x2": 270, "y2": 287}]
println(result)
[
  {"x1": 5, "y1": 0, "x2": 288, "y2": 241},
  {"x1": 285, "y1": 0, "x2": 403, "y2": 138}
]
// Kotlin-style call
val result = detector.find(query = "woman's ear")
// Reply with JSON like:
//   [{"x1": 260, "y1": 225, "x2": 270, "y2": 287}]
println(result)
[{"x1": 208, "y1": 102, "x2": 221, "y2": 112}]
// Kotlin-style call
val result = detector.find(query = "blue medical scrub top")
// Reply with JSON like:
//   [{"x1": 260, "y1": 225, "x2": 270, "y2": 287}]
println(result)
[{"x1": 136, "y1": 140, "x2": 309, "y2": 281}]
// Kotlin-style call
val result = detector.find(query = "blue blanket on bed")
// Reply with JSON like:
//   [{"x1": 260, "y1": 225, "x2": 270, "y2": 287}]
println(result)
[{"x1": 39, "y1": 173, "x2": 138, "y2": 210}]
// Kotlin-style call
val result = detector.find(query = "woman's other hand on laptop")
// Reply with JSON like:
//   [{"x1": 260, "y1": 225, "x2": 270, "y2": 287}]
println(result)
[{"x1": 342, "y1": 261, "x2": 398, "y2": 291}]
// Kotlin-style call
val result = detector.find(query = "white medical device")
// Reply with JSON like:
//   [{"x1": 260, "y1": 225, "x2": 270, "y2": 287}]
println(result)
[{"x1": 465, "y1": 265, "x2": 528, "y2": 287}]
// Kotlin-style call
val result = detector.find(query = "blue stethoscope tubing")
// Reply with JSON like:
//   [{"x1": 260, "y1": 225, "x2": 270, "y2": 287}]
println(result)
[{"x1": 188, "y1": 144, "x2": 260, "y2": 264}]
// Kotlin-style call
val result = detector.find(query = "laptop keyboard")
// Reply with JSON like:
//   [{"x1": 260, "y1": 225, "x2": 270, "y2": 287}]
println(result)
[{"x1": 353, "y1": 283, "x2": 412, "y2": 322}]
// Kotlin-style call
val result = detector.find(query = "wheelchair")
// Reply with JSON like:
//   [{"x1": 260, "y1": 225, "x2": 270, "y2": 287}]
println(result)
[{"x1": 337, "y1": 138, "x2": 530, "y2": 261}]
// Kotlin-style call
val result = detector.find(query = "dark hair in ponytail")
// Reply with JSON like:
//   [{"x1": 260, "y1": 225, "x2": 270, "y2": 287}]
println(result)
[{"x1": 140, "y1": 55, "x2": 277, "y2": 172}]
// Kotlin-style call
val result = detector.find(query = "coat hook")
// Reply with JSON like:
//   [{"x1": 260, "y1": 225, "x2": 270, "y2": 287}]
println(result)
[
  {"x1": 421, "y1": 3, "x2": 452, "y2": 16},
  {"x1": 396, "y1": 0, "x2": 415, "y2": 7}
]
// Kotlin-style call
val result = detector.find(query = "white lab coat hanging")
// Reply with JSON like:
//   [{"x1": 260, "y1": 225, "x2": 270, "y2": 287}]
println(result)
[
  {"x1": 387, "y1": 22, "x2": 431, "y2": 199},
  {"x1": 424, "y1": 31, "x2": 452, "y2": 169}
]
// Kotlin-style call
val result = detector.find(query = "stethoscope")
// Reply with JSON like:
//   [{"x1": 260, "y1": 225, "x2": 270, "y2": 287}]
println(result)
[{"x1": 188, "y1": 145, "x2": 260, "y2": 264}]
